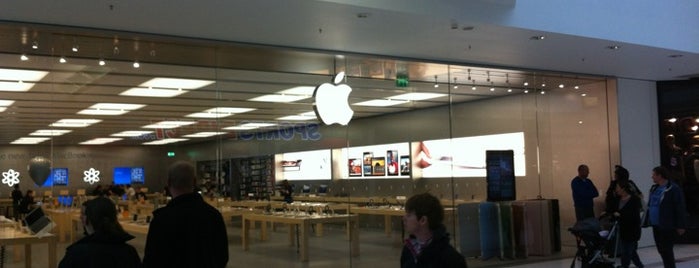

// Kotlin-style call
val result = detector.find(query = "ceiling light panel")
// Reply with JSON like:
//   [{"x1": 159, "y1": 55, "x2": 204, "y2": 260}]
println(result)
[
  {"x1": 120, "y1": 87, "x2": 187, "y2": 98},
  {"x1": 29, "y1": 129, "x2": 72, "y2": 136},
  {"x1": 78, "y1": 103, "x2": 146, "y2": 115},
  {"x1": 111, "y1": 130, "x2": 153, "y2": 137},
  {"x1": 50, "y1": 119, "x2": 102, "y2": 127},
  {"x1": 11, "y1": 137, "x2": 51, "y2": 144},
  {"x1": 0, "y1": 81, "x2": 37, "y2": 92},
  {"x1": 0, "y1": 68, "x2": 49, "y2": 81},
  {"x1": 80, "y1": 138, "x2": 123, "y2": 145},
  {"x1": 248, "y1": 94, "x2": 310, "y2": 103},
  {"x1": 142, "y1": 138, "x2": 189, "y2": 145},
  {"x1": 276, "y1": 112, "x2": 317, "y2": 121},
  {"x1": 142, "y1": 121, "x2": 197, "y2": 129},
  {"x1": 223, "y1": 122, "x2": 277, "y2": 130},
  {"x1": 354, "y1": 99, "x2": 409, "y2": 107},
  {"x1": 0, "y1": 100, "x2": 14, "y2": 106},
  {"x1": 139, "y1": 77, "x2": 215, "y2": 89},
  {"x1": 185, "y1": 107, "x2": 256, "y2": 118},
  {"x1": 390, "y1": 92, "x2": 447, "y2": 101},
  {"x1": 183, "y1": 132, "x2": 227, "y2": 138}
]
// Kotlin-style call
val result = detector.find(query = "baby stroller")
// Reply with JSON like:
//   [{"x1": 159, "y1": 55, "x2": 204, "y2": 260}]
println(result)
[{"x1": 568, "y1": 214, "x2": 619, "y2": 268}]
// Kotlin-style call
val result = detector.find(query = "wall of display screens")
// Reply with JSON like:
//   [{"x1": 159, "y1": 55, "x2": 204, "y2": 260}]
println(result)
[
  {"x1": 113, "y1": 167, "x2": 145, "y2": 185},
  {"x1": 41, "y1": 168, "x2": 69, "y2": 187},
  {"x1": 340, "y1": 142, "x2": 410, "y2": 179}
]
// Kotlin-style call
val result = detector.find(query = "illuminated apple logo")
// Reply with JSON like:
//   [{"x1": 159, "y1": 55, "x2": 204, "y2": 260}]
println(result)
[{"x1": 313, "y1": 72, "x2": 354, "y2": 125}]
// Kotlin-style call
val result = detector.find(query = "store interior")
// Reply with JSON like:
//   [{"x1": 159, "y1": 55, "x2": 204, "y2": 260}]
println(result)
[{"x1": 1, "y1": 21, "x2": 693, "y2": 267}]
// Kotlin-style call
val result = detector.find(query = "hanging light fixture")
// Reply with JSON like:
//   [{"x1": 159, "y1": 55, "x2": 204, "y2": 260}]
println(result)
[
  {"x1": 31, "y1": 41, "x2": 38, "y2": 50},
  {"x1": 433, "y1": 75, "x2": 439, "y2": 88},
  {"x1": 453, "y1": 77, "x2": 458, "y2": 89}
]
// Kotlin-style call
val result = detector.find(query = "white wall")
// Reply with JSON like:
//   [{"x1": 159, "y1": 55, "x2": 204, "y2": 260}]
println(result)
[{"x1": 617, "y1": 78, "x2": 660, "y2": 247}]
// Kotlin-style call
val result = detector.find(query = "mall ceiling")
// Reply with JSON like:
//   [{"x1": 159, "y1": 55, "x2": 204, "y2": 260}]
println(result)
[{"x1": 0, "y1": 1, "x2": 696, "y2": 146}]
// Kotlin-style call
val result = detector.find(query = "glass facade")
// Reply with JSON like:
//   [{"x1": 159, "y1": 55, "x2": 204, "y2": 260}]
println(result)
[{"x1": 0, "y1": 22, "x2": 620, "y2": 266}]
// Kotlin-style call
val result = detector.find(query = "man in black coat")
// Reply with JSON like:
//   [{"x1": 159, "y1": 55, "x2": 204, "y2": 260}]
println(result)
[
  {"x1": 143, "y1": 161, "x2": 229, "y2": 268},
  {"x1": 59, "y1": 197, "x2": 142, "y2": 268},
  {"x1": 400, "y1": 193, "x2": 467, "y2": 268}
]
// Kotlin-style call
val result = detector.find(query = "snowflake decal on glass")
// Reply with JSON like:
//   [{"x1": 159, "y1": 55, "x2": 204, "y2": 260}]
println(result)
[
  {"x1": 83, "y1": 168, "x2": 100, "y2": 184},
  {"x1": 2, "y1": 169, "x2": 21, "y2": 187}
]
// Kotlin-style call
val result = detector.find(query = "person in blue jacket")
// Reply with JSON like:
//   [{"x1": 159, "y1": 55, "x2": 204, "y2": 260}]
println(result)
[
  {"x1": 571, "y1": 164, "x2": 599, "y2": 221},
  {"x1": 642, "y1": 166, "x2": 686, "y2": 268},
  {"x1": 401, "y1": 193, "x2": 467, "y2": 268}
]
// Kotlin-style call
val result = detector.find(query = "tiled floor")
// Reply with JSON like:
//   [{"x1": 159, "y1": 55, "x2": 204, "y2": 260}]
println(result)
[{"x1": 1, "y1": 222, "x2": 697, "y2": 267}]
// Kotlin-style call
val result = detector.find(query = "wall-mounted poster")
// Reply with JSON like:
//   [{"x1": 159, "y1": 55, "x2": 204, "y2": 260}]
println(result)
[
  {"x1": 348, "y1": 158, "x2": 362, "y2": 176},
  {"x1": 362, "y1": 152, "x2": 373, "y2": 176},
  {"x1": 282, "y1": 159, "x2": 302, "y2": 171},
  {"x1": 386, "y1": 150, "x2": 399, "y2": 176},
  {"x1": 371, "y1": 157, "x2": 386, "y2": 176},
  {"x1": 400, "y1": 155, "x2": 410, "y2": 176}
]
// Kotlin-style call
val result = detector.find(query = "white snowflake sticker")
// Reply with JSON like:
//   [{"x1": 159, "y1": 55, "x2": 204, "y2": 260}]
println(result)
[
  {"x1": 2, "y1": 169, "x2": 20, "y2": 187},
  {"x1": 83, "y1": 168, "x2": 100, "y2": 184}
]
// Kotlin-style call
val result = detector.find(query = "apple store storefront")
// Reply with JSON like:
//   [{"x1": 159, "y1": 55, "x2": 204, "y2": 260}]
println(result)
[{"x1": 0, "y1": 23, "x2": 623, "y2": 267}]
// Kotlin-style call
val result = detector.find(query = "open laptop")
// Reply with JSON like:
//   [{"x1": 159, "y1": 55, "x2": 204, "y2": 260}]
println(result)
[{"x1": 23, "y1": 207, "x2": 55, "y2": 236}]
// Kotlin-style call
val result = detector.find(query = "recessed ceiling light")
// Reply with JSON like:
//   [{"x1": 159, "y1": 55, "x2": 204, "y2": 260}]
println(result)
[
  {"x1": 490, "y1": 87, "x2": 495, "y2": 92},
  {"x1": 111, "y1": 130, "x2": 153, "y2": 137},
  {"x1": 80, "y1": 138, "x2": 122, "y2": 145},
  {"x1": 276, "y1": 112, "x2": 317, "y2": 121},
  {"x1": 29, "y1": 129, "x2": 72, "y2": 136},
  {"x1": 50, "y1": 119, "x2": 102, "y2": 127},
  {"x1": 224, "y1": 122, "x2": 277, "y2": 130},
  {"x1": 186, "y1": 107, "x2": 256, "y2": 118},
  {"x1": 183, "y1": 132, "x2": 227, "y2": 138},
  {"x1": 142, "y1": 121, "x2": 196, "y2": 129},
  {"x1": 11, "y1": 137, "x2": 50, "y2": 144},
  {"x1": 0, "y1": 68, "x2": 49, "y2": 81},
  {"x1": 249, "y1": 94, "x2": 309, "y2": 103},
  {"x1": 99, "y1": 59, "x2": 106, "y2": 66},
  {"x1": 0, "y1": 81, "x2": 38, "y2": 92},
  {"x1": 142, "y1": 138, "x2": 188, "y2": 145},
  {"x1": 78, "y1": 103, "x2": 145, "y2": 115},
  {"x1": 0, "y1": 100, "x2": 15, "y2": 106},
  {"x1": 354, "y1": 99, "x2": 409, "y2": 107},
  {"x1": 72, "y1": 45, "x2": 79, "y2": 52},
  {"x1": 59, "y1": 57, "x2": 67, "y2": 63},
  {"x1": 389, "y1": 93, "x2": 447, "y2": 101},
  {"x1": 20, "y1": 54, "x2": 28, "y2": 61},
  {"x1": 120, "y1": 87, "x2": 187, "y2": 98},
  {"x1": 140, "y1": 78, "x2": 215, "y2": 90},
  {"x1": 133, "y1": 61, "x2": 140, "y2": 68}
]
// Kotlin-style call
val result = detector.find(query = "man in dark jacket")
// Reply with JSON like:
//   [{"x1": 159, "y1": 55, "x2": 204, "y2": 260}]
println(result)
[
  {"x1": 642, "y1": 166, "x2": 686, "y2": 268},
  {"x1": 571, "y1": 164, "x2": 599, "y2": 221},
  {"x1": 401, "y1": 193, "x2": 467, "y2": 268},
  {"x1": 59, "y1": 197, "x2": 142, "y2": 268},
  {"x1": 143, "y1": 161, "x2": 229, "y2": 268}
]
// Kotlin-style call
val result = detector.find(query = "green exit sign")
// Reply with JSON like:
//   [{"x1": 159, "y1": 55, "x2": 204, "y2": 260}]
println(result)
[
  {"x1": 395, "y1": 73, "x2": 409, "y2": 87},
  {"x1": 167, "y1": 152, "x2": 175, "y2": 157}
]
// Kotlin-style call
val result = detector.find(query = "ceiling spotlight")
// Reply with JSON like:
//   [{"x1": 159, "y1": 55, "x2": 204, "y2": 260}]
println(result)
[
  {"x1": 524, "y1": 90, "x2": 529, "y2": 94},
  {"x1": 523, "y1": 82, "x2": 529, "y2": 86},
  {"x1": 540, "y1": 90, "x2": 546, "y2": 95},
  {"x1": 72, "y1": 45, "x2": 79, "y2": 52},
  {"x1": 607, "y1": 45, "x2": 621, "y2": 50},
  {"x1": 489, "y1": 87, "x2": 495, "y2": 92},
  {"x1": 99, "y1": 59, "x2": 106, "y2": 66},
  {"x1": 20, "y1": 54, "x2": 29, "y2": 61},
  {"x1": 433, "y1": 75, "x2": 439, "y2": 88},
  {"x1": 559, "y1": 84, "x2": 564, "y2": 88},
  {"x1": 507, "y1": 88, "x2": 512, "y2": 92},
  {"x1": 695, "y1": 118, "x2": 699, "y2": 123},
  {"x1": 31, "y1": 41, "x2": 38, "y2": 50},
  {"x1": 668, "y1": 118, "x2": 677, "y2": 123},
  {"x1": 574, "y1": 86, "x2": 580, "y2": 89},
  {"x1": 471, "y1": 86, "x2": 476, "y2": 90},
  {"x1": 530, "y1": 35, "x2": 545, "y2": 40},
  {"x1": 581, "y1": 93, "x2": 587, "y2": 97},
  {"x1": 692, "y1": 125, "x2": 698, "y2": 132},
  {"x1": 133, "y1": 61, "x2": 140, "y2": 68},
  {"x1": 59, "y1": 57, "x2": 67, "y2": 63},
  {"x1": 541, "y1": 83, "x2": 546, "y2": 87},
  {"x1": 453, "y1": 77, "x2": 458, "y2": 89}
]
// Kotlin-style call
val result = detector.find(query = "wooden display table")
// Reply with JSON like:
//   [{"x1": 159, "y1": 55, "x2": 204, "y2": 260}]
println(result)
[
  {"x1": 241, "y1": 213, "x2": 359, "y2": 262},
  {"x1": 0, "y1": 227, "x2": 57, "y2": 268},
  {"x1": 44, "y1": 208, "x2": 80, "y2": 242}
]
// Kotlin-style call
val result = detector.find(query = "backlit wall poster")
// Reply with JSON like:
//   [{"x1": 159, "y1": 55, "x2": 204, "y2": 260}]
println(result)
[
  {"x1": 413, "y1": 132, "x2": 526, "y2": 178},
  {"x1": 277, "y1": 149, "x2": 331, "y2": 180},
  {"x1": 341, "y1": 142, "x2": 410, "y2": 179},
  {"x1": 43, "y1": 168, "x2": 69, "y2": 187}
]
